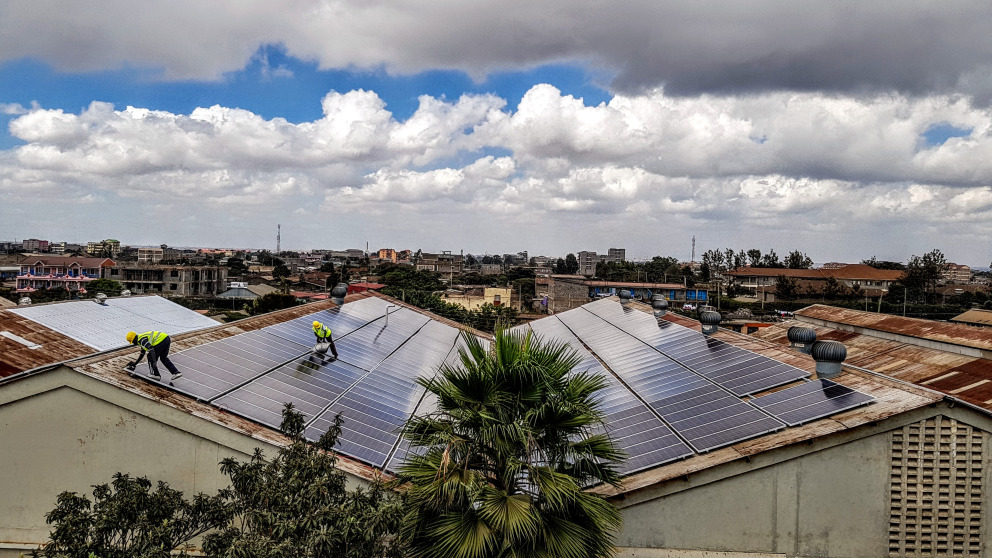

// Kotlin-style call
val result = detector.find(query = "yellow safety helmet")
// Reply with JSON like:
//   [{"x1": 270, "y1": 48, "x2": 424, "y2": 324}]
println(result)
[
  {"x1": 313, "y1": 321, "x2": 321, "y2": 328},
  {"x1": 126, "y1": 331, "x2": 137, "y2": 343}
]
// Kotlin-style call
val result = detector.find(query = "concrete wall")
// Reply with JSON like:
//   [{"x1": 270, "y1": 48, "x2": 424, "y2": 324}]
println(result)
[
  {"x1": 0, "y1": 368, "x2": 367, "y2": 556},
  {"x1": 616, "y1": 408, "x2": 992, "y2": 558}
]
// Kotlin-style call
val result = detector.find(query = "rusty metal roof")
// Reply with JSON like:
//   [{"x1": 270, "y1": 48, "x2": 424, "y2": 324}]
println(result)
[
  {"x1": 796, "y1": 304, "x2": 992, "y2": 352},
  {"x1": 753, "y1": 317, "x2": 992, "y2": 411},
  {"x1": 950, "y1": 308, "x2": 992, "y2": 327},
  {"x1": 0, "y1": 309, "x2": 95, "y2": 377}
]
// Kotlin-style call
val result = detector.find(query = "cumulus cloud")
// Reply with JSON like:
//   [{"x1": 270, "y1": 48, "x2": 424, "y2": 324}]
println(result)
[
  {"x1": 4, "y1": 2, "x2": 992, "y2": 99},
  {"x1": 6, "y1": 85, "x2": 992, "y2": 259}
]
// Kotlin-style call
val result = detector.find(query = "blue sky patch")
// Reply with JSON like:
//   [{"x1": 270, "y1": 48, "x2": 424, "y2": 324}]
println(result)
[{"x1": 921, "y1": 122, "x2": 972, "y2": 148}]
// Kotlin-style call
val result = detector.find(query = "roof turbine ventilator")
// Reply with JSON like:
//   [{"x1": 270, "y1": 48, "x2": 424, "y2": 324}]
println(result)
[
  {"x1": 330, "y1": 283, "x2": 349, "y2": 306},
  {"x1": 787, "y1": 326, "x2": 816, "y2": 354},
  {"x1": 17, "y1": 297, "x2": 32, "y2": 306},
  {"x1": 94, "y1": 293, "x2": 108, "y2": 305},
  {"x1": 810, "y1": 340, "x2": 847, "y2": 379},
  {"x1": 652, "y1": 294, "x2": 668, "y2": 317},
  {"x1": 699, "y1": 310, "x2": 722, "y2": 335},
  {"x1": 619, "y1": 289, "x2": 632, "y2": 305},
  {"x1": 121, "y1": 290, "x2": 132, "y2": 297}
]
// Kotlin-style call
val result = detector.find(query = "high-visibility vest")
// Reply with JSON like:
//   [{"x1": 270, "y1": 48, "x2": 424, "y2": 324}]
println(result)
[
  {"x1": 136, "y1": 331, "x2": 168, "y2": 351},
  {"x1": 313, "y1": 324, "x2": 332, "y2": 340}
]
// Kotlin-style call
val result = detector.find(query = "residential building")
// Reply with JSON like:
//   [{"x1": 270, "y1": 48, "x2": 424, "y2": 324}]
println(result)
[
  {"x1": 577, "y1": 251, "x2": 598, "y2": 276},
  {"x1": 137, "y1": 245, "x2": 182, "y2": 263},
  {"x1": 20, "y1": 238, "x2": 49, "y2": 252},
  {"x1": 544, "y1": 275, "x2": 708, "y2": 313},
  {"x1": 726, "y1": 264, "x2": 904, "y2": 302},
  {"x1": 606, "y1": 247, "x2": 625, "y2": 262},
  {"x1": 444, "y1": 286, "x2": 518, "y2": 311},
  {"x1": 102, "y1": 264, "x2": 228, "y2": 296},
  {"x1": 377, "y1": 248, "x2": 397, "y2": 263},
  {"x1": 49, "y1": 242, "x2": 84, "y2": 255},
  {"x1": 943, "y1": 262, "x2": 973, "y2": 284},
  {"x1": 416, "y1": 252, "x2": 463, "y2": 277},
  {"x1": 15, "y1": 256, "x2": 115, "y2": 293},
  {"x1": 86, "y1": 239, "x2": 121, "y2": 257},
  {"x1": 479, "y1": 263, "x2": 503, "y2": 275}
]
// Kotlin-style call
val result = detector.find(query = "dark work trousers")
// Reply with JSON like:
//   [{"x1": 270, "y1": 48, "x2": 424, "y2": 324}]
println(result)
[
  {"x1": 148, "y1": 336, "x2": 180, "y2": 376},
  {"x1": 317, "y1": 335, "x2": 339, "y2": 358}
]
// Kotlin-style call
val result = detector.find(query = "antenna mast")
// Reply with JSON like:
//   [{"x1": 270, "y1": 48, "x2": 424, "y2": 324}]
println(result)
[
  {"x1": 277, "y1": 224, "x2": 281, "y2": 254},
  {"x1": 691, "y1": 235, "x2": 696, "y2": 263}
]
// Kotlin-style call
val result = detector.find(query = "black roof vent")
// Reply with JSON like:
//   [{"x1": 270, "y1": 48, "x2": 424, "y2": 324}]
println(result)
[
  {"x1": 619, "y1": 289, "x2": 632, "y2": 305},
  {"x1": 652, "y1": 295, "x2": 668, "y2": 317},
  {"x1": 810, "y1": 340, "x2": 847, "y2": 379},
  {"x1": 330, "y1": 283, "x2": 348, "y2": 305},
  {"x1": 787, "y1": 326, "x2": 816, "y2": 354},
  {"x1": 699, "y1": 310, "x2": 721, "y2": 335}
]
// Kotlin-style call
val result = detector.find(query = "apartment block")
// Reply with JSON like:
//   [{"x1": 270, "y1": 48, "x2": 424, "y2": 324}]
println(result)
[
  {"x1": 15, "y1": 256, "x2": 115, "y2": 293},
  {"x1": 102, "y1": 264, "x2": 228, "y2": 296}
]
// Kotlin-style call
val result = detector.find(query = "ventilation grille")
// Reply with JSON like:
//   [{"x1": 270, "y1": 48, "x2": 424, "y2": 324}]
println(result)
[{"x1": 889, "y1": 416, "x2": 985, "y2": 557}]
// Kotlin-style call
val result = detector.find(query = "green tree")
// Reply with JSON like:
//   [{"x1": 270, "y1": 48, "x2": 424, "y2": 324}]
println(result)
[
  {"x1": 785, "y1": 250, "x2": 813, "y2": 269},
  {"x1": 774, "y1": 275, "x2": 800, "y2": 300},
  {"x1": 82, "y1": 278, "x2": 124, "y2": 297},
  {"x1": 246, "y1": 292, "x2": 298, "y2": 315},
  {"x1": 862, "y1": 256, "x2": 906, "y2": 271},
  {"x1": 903, "y1": 249, "x2": 946, "y2": 304},
  {"x1": 746, "y1": 249, "x2": 762, "y2": 267},
  {"x1": 272, "y1": 264, "x2": 291, "y2": 279},
  {"x1": 398, "y1": 329, "x2": 624, "y2": 558},
  {"x1": 34, "y1": 473, "x2": 228, "y2": 558},
  {"x1": 564, "y1": 253, "x2": 579, "y2": 274},
  {"x1": 227, "y1": 257, "x2": 249, "y2": 278},
  {"x1": 204, "y1": 405, "x2": 403, "y2": 558}
]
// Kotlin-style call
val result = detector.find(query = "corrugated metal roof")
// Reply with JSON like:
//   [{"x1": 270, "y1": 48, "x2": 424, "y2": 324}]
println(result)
[
  {"x1": 950, "y1": 308, "x2": 992, "y2": 326},
  {"x1": 8, "y1": 295, "x2": 219, "y2": 351},
  {"x1": 0, "y1": 310, "x2": 95, "y2": 376},
  {"x1": 727, "y1": 264, "x2": 903, "y2": 281},
  {"x1": 796, "y1": 304, "x2": 992, "y2": 353},
  {"x1": 752, "y1": 316, "x2": 992, "y2": 411}
]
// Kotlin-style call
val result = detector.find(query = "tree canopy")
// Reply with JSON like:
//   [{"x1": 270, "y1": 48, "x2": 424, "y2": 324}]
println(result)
[{"x1": 398, "y1": 329, "x2": 624, "y2": 558}]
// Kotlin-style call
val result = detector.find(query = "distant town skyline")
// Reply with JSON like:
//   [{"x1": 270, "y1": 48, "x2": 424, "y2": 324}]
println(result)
[{"x1": 4, "y1": 3, "x2": 992, "y2": 265}]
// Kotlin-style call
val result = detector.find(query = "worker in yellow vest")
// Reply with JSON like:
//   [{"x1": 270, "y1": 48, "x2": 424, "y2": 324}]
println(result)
[
  {"x1": 312, "y1": 321, "x2": 339, "y2": 360},
  {"x1": 125, "y1": 330, "x2": 182, "y2": 380}
]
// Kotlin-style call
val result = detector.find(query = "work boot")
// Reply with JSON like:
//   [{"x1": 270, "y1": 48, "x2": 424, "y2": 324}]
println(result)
[{"x1": 171, "y1": 371, "x2": 183, "y2": 380}]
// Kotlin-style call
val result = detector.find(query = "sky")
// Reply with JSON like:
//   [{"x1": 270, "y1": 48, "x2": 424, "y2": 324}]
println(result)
[{"x1": 3, "y1": 2, "x2": 992, "y2": 265}]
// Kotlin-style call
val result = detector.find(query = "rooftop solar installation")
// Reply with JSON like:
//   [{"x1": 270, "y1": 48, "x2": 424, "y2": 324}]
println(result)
[
  {"x1": 9, "y1": 295, "x2": 218, "y2": 351},
  {"x1": 751, "y1": 379, "x2": 875, "y2": 426},
  {"x1": 126, "y1": 295, "x2": 874, "y2": 474},
  {"x1": 308, "y1": 320, "x2": 462, "y2": 467},
  {"x1": 583, "y1": 299, "x2": 809, "y2": 395},
  {"x1": 524, "y1": 316, "x2": 694, "y2": 473},
  {"x1": 555, "y1": 307, "x2": 785, "y2": 452}
]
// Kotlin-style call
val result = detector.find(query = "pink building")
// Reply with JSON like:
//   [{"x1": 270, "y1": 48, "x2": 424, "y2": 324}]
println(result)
[{"x1": 15, "y1": 256, "x2": 116, "y2": 293}]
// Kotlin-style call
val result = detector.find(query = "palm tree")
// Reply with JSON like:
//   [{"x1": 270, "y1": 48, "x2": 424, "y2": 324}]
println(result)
[{"x1": 397, "y1": 328, "x2": 625, "y2": 558}]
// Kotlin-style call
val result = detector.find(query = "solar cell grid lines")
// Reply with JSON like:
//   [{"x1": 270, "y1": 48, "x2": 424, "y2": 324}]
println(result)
[
  {"x1": 215, "y1": 357, "x2": 369, "y2": 430},
  {"x1": 519, "y1": 317, "x2": 694, "y2": 473},
  {"x1": 311, "y1": 320, "x2": 462, "y2": 468},
  {"x1": 167, "y1": 329, "x2": 310, "y2": 400},
  {"x1": 752, "y1": 379, "x2": 875, "y2": 426},
  {"x1": 582, "y1": 302, "x2": 809, "y2": 395}
]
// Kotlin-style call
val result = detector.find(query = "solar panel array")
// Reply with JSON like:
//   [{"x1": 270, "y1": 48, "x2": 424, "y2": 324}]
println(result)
[
  {"x1": 10, "y1": 295, "x2": 219, "y2": 350},
  {"x1": 135, "y1": 295, "x2": 875, "y2": 474}
]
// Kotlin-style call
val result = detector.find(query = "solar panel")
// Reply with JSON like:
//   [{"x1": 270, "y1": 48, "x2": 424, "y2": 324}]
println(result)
[
  {"x1": 214, "y1": 357, "x2": 370, "y2": 429},
  {"x1": 582, "y1": 300, "x2": 809, "y2": 395},
  {"x1": 556, "y1": 307, "x2": 785, "y2": 452},
  {"x1": 309, "y1": 320, "x2": 461, "y2": 467},
  {"x1": 9, "y1": 296, "x2": 218, "y2": 351},
  {"x1": 167, "y1": 329, "x2": 310, "y2": 400},
  {"x1": 751, "y1": 379, "x2": 875, "y2": 426},
  {"x1": 522, "y1": 317, "x2": 694, "y2": 473}
]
